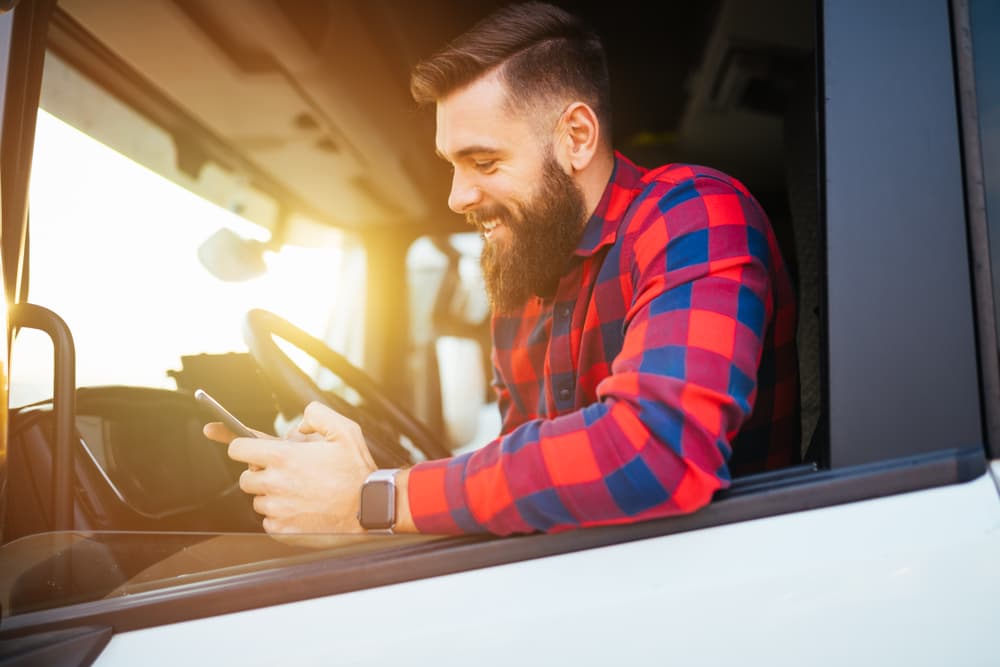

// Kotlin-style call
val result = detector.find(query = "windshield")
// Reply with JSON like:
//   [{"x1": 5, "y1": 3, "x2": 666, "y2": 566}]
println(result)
[{"x1": 12, "y1": 110, "x2": 362, "y2": 407}]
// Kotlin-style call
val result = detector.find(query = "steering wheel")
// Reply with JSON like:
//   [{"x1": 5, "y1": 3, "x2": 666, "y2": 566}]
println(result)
[{"x1": 242, "y1": 309, "x2": 452, "y2": 467}]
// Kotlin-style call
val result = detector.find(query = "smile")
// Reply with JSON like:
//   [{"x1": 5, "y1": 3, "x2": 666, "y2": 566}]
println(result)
[{"x1": 481, "y1": 218, "x2": 502, "y2": 238}]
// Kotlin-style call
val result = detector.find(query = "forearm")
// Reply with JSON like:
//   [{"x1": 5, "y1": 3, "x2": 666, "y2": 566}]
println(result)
[{"x1": 402, "y1": 392, "x2": 736, "y2": 536}]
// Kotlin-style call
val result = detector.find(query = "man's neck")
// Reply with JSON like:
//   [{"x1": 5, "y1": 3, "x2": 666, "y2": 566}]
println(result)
[{"x1": 577, "y1": 148, "x2": 617, "y2": 220}]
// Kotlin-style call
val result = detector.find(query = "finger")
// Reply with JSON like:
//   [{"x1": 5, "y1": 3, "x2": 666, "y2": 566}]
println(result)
[
  {"x1": 203, "y1": 421, "x2": 236, "y2": 444},
  {"x1": 253, "y1": 494, "x2": 299, "y2": 522},
  {"x1": 284, "y1": 424, "x2": 322, "y2": 442},
  {"x1": 252, "y1": 494, "x2": 273, "y2": 517},
  {"x1": 228, "y1": 437, "x2": 284, "y2": 468},
  {"x1": 239, "y1": 468, "x2": 271, "y2": 496},
  {"x1": 299, "y1": 401, "x2": 361, "y2": 440},
  {"x1": 262, "y1": 517, "x2": 301, "y2": 534}
]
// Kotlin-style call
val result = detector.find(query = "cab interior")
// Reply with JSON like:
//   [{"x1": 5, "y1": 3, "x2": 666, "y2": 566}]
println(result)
[{"x1": 2, "y1": 0, "x2": 822, "y2": 547}]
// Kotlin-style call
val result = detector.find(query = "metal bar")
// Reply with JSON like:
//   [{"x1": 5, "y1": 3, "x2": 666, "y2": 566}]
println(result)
[{"x1": 10, "y1": 303, "x2": 76, "y2": 531}]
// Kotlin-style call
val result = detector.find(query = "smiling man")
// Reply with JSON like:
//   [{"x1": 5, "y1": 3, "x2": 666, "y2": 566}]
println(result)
[
  {"x1": 206, "y1": 1, "x2": 799, "y2": 536},
  {"x1": 433, "y1": 65, "x2": 598, "y2": 315}
]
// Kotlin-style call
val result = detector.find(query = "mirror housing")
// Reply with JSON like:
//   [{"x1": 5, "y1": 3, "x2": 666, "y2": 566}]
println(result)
[{"x1": 197, "y1": 228, "x2": 268, "y2": 282}]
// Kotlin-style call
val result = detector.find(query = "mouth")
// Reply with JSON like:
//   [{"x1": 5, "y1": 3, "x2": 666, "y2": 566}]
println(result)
[
  {"x1": 467, "y1": 208, "x2": 511, "y2": 241},
  {"x1": 480, "y1": 218, "x2": 501, "y2": 239}
]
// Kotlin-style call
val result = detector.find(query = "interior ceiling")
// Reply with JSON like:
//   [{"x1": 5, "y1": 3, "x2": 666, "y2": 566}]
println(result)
[{"x1": 52, "y1": 0, "x2": 809, "y2": 235}]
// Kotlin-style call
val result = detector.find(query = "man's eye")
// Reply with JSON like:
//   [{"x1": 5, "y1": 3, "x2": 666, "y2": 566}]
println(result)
[{"x1": 474, "y1": 160, "x2": 497, "y2": 172}]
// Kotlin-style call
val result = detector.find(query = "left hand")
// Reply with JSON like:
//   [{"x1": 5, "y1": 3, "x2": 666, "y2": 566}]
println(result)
[{"x1": 204, "y1": 401, "x2": 376, "y2": 534}]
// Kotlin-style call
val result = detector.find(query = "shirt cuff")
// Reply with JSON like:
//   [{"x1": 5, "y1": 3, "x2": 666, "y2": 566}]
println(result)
[{"x1": 407, "y1": 453, "x2": 487, "y2": 534}]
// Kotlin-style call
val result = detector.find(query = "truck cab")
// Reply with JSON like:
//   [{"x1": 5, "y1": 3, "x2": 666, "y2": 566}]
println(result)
[{"x1": 0, "y1": 1, "x2": 998, "y2": 664}]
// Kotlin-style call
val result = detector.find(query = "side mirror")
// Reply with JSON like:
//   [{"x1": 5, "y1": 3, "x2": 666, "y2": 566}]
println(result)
[{"x1": 197, "y1": 228, "x2": 268, "y2": 282}]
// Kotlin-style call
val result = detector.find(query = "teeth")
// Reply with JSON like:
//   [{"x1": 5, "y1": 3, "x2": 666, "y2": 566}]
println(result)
[{"x1": 482, "y1": 219, "x2": 499, "y2": 232}]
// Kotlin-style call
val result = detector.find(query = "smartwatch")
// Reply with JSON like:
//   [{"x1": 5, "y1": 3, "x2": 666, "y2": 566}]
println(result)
[{"x1": 358, "y1": 468, "x2": 401, "y2": 533}]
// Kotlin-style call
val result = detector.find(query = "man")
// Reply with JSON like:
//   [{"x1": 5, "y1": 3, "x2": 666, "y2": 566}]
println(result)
[{"x1": 205, "y1": 2, "x2": 799, "y2": 536}]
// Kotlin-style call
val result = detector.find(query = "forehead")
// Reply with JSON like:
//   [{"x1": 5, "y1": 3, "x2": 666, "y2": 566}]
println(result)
[{"x1": 434, "y1": 72, "x2": 536, "y2": 159}]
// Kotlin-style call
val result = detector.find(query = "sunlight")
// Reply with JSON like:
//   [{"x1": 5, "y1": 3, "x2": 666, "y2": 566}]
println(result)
[{"x1": 11, "y1": 110, "x2": 357, "y2": 406}]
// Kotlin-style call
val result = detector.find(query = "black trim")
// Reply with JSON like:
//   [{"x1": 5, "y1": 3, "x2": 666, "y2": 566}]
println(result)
[
  {"x1": 1, "y1": 0, "x2": 54, "y2": 306},
  {"x1": 0, "y1": 447, "x2": 985, "y2": 639},
  {"x1": 812, "y1": 0, "x2": 831, "y2": 470},
  {"x1": 951, "y1": 0, "x2": 1000, "y2": 460}
]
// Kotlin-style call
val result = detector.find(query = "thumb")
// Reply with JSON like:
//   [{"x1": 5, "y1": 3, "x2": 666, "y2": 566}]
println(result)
[
  {"x1": 204, "y1": 421, "x2": 236, "y2": 443},
  {"x1": 299, "y1": 401, "x2": 358, "y2": 440}
]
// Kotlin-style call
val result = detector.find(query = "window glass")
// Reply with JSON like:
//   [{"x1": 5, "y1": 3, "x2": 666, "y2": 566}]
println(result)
[
  {"x1": 970, "y1": 0, "x2": 1000, "y2": 332},
  {"x1": 12, "y1": 110, "x2": 358, "y2": 407},
  {"x1": 406, "y1": 234, "x2": 497, "y2": 452}
]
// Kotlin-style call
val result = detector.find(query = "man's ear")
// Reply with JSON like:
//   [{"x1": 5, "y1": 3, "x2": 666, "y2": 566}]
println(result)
[{"x1": 554, "y1": 102, "x2": 601, "y2": 173}]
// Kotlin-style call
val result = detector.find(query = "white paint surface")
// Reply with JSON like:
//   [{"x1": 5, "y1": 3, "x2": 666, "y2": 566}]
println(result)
[{"x1": 95, "y1": 472, "x2": 1000, "y2": 666}]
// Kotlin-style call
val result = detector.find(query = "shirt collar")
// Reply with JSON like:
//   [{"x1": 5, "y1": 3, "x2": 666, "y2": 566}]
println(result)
[{"x1": 574, "y1": 151, "x2": 647, "y2": 257}]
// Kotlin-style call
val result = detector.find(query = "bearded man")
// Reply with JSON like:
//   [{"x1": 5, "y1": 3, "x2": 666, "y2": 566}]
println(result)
[{"x1": 206, "y1": 2, "x2": 800, "y2": 536}]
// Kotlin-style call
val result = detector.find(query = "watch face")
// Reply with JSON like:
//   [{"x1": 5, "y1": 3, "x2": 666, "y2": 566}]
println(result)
[{"x1": 359, "y1": 480, "x2": 394, "y2": 530}]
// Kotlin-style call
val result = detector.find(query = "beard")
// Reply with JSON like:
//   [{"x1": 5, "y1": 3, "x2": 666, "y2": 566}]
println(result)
[{"x1": 472, "y1": 155, "x2": 588, "y2": 314}]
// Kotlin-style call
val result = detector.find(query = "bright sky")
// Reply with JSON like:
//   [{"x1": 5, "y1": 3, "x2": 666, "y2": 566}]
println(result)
[{"x1": 11, "y1": 110, "x2": 353, "y2": 406}]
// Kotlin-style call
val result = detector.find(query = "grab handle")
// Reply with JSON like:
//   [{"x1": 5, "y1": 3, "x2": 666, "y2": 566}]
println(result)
[{"x1": 10, "y1": 303, "x2": 76, "y2": 531}]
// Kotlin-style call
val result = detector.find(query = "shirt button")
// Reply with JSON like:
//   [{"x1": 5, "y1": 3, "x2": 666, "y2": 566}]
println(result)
[
  {"x1": 559, "y1": 387, "x2": 571, "y2": 401},
  {"x1": 560, "y1": 306, "x2": 571, "y2": 318}
]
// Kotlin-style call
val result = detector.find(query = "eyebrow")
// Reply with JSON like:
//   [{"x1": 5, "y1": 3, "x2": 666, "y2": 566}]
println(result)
[{"x1": 435, "y1": 145, "x2": 502, "y2": 163}]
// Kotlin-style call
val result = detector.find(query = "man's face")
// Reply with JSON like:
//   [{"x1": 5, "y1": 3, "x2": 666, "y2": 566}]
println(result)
[{"x1": 435, "y1": 73, "x2": 587, "y2": 312}]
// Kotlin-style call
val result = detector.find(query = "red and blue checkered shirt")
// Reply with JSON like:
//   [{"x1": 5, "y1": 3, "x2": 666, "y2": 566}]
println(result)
[{"x1": 408, "y1": 153, "x2": 799, "y2": 535}]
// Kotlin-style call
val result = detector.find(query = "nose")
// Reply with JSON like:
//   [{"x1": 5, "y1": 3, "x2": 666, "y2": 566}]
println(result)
[{"x1": 447, "y1": 169, "x2": 481, "y2": 214}]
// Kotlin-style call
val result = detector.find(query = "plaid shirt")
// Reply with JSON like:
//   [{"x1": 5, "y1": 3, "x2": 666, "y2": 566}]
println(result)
[{"x1": 408, "y1": 153, "x2": 799, "y2": 535}]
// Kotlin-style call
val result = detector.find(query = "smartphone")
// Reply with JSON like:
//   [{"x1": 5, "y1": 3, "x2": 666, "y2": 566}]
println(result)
[{"x1": 194, "y1": 388, "x2": 257, "y2": 438}]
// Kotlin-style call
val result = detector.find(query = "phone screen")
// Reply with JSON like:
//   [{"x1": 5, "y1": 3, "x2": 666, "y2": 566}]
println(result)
[{"x1": 194, "y1": 389, "x2": 257, "y2": 438}]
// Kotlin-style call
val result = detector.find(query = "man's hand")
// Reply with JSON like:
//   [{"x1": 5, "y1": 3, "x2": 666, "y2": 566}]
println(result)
[{"x1": 203, "y1": 401, "x2": 376, "y2": 534}]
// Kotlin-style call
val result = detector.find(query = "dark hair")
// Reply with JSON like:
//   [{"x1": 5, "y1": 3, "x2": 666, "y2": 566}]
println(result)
[{"x1": 410, "y1": 2, "x2": 612, "y2": 140}]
